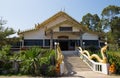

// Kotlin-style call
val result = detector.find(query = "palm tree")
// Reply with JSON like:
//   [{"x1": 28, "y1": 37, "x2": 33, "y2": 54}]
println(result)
[{"x1": 20, "y1": 46, "x2": 42, "y2": 75}]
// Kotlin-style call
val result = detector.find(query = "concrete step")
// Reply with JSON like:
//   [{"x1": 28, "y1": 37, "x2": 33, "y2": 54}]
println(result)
[
  {"x1": 62, "y1": 51, "x2": 91, "y2": 76},
  {"x1": 62, "y1": 50, "x2": 79, "y2": 56}
]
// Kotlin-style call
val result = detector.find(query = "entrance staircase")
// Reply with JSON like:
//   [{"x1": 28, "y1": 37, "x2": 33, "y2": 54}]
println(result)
[{"x1": 63, "y1": 51, "x2": 91, "y2": 76}]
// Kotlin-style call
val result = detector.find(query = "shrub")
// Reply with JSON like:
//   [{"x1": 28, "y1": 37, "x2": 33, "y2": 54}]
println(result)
[
  {"x1": 0, "y1": 46, "x2": 56, "y2": 76},
  {"x1": 85, "y1": 46, "x2": 100, "y2": 53},
  {"x1": 19, "y1": 46, "x2": 56, "y2": 76},
  {"x1": 107, "y1": 51, "x2": 120, "y2": 74},
  {"x1": 0, "y1": 45, "x2": 13, "y2": 74},
  {"x1": 108, "y1": 44, "x2": 119, "y2": 51}
]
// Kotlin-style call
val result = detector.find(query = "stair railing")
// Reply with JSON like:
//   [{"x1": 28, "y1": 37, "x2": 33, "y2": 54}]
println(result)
[{"x1": 77, "y1": 46, "x2": 109, "y2": 74}]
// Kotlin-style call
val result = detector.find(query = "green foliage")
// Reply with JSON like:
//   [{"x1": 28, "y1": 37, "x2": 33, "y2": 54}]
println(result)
[
  {"x1": 0, "y1": 45, "x2": 13, "y2": 74},
  {"x1": 102, "y1": 5, "x2": 120, "y2": 17},
  {"x1": 107, "y1": 51, "x2": 120, "y2": 74},
  {"x1": 0, "y1": 18, "x2": 15, "y2": 47},
  {"x1": 0, "y1": 45, "x2": 11, "y2": 61},
  {"x1": 85, "y1": 46, "x2": 100, "y2": 53},
  {"x1": 0, "y1": 26, "x2": 15, "y2": 47},
  {"x1": 105, "y1": 17, "x2": 120, "y2": 44},
  {"x1": 19, "y1": 46, "x2": 56, "y2": 76},
  {"x1": 0, "y1": 46, "x2": 56, "y2": 76},
  {"x1": 108, "y1": 44, "x2": 119, "y2": 51},
  {"x1": 101, "y1": 5, "x2": 120, "y2": 32},
  {"x1": 81, "y1": 13, "x2": 102, "y2": 32},
  {"x1": 19, "y1": 47, "x2": 42, "y2": 75},
  {"x1": 81, "y1": 5, "x2": 120, "y2": 45}
]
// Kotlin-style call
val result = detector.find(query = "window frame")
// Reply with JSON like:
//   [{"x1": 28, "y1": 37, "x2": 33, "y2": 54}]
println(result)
[{"x1": 59, "y1": 27, "x2": 72, "y2": 32}]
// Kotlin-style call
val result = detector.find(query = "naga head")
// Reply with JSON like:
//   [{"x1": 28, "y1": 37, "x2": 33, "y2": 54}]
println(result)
[
  {"x1": 78, "y1": 47, "x2": 83, "y2": 52},
  {"x1": 101, "y1": 45, "x2": 108, "y2": 53}
]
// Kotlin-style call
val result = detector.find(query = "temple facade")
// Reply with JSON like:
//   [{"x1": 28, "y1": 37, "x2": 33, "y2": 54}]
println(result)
[{"x1": 19, "y1": 11, "x2": 100, "y2": 51}]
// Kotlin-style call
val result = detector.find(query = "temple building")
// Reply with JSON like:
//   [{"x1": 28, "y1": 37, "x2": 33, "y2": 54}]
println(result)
[{"x1": 19, "y1": 11, "x2": 100, "y2": 51}]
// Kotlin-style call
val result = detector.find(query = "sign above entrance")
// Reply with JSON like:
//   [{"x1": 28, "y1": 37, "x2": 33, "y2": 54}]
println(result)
[{"x1": 58, "y1": 36, "x2": 69, "y2": 39}]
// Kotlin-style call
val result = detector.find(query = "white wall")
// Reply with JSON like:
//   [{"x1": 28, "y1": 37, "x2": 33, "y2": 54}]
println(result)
[
  {"x1": 46, "y1": 16, "x2": 67, "y2": 29},
  {"x1": 23, "y1": 27, "x2": 48, "y2": 39},
  {"x1": 23, "y1": 28, "x2": 80, "y2": 40},
  {"x1": 82, "y1": 33, "x2": 98, "y2": 40},
  {"x1": 23, "y1": 30, "x2": 98, "y2": 41}
]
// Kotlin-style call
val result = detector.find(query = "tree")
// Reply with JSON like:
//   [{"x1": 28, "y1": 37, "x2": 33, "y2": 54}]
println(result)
[
  {"x1": 81, "y1": 13, "x2": 102, "y2": 32},
  {"x1": 0, "y1": 17, "x2": 15, "y2": 47},
  {"x1": 109, "y1": 17, "x2": 120, "y2": 43},
  {"x1": 101, "y1": 5, "x2": 120, "y2": 32},
  {"x1": 81, "y1": 13, "x2": 93, "y2": 30},
  {"x1": 93, "y1": 14, "x2": 101, "y2": 32},
  {"x1": 101, "y1": 5, "x2": 120, "y2": 45}
]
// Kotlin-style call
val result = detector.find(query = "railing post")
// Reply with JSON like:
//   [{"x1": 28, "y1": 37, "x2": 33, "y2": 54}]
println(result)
[
  {"x1": 93, "y1": 63, "x2": 95, "y2": 71},
  {"x1": 102, "y1": 63, "x2": 110, "y2": 74}
]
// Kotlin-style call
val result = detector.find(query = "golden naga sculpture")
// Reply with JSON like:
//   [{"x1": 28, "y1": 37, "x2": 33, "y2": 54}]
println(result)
[
  {"x1": 56, "y1": 43, "x2": 64, "y2": 63},
  {"x1": 55, "y1": 43, "x2": 64, "y2": 74},
  {"x1": 78, "y1": 45, "x2": 108, "y2": 63}
]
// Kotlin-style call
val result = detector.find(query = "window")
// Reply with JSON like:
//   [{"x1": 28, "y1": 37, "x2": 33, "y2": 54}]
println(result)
[
  {"x1": 69, "y1": 40, "x2": 75, "y2": 47},
  {"x1": 83, "y1": 40, "x2": 99, "y2": 46},
  {"x1": 59, "y1": 27, "x2": 72, "y2": 31},
  {"x1": 45, "y1": 39, "x2": 50, "y2": 46},
  {"x1": 24, "y1": 39, "x2": 43, "y2": 46}
]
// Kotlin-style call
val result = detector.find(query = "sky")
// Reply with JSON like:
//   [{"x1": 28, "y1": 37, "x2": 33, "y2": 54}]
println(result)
[{"x1": 0, "y1": 0, "x2": 120, "y2": 32}]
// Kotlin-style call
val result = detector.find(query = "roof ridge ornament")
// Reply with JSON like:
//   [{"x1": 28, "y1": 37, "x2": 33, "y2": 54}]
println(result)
[{"x1": 60, "y1": 7, "x2": 66, "y2": 12}]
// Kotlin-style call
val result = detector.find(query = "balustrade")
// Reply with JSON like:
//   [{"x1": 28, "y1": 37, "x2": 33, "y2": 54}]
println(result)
[{"x1": 78, "y1": 46, "x2": 109, "y2": 74}]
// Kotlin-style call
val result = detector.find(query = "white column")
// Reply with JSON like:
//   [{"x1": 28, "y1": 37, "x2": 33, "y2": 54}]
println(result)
[
  {"x1": 22, "y1": 40, "x2": 24, "y2": 47},
  {"x1": 102, "y1": 63, "x2": 110, "y2": 74},
  {"x1": 43, "y1": 39, "x2": 45, "y2": 47},
  {"x1": 80, "y1": 34, "x2": 83, "y2": 47}
]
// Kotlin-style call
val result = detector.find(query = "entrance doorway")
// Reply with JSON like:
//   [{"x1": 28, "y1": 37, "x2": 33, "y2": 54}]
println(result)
[{"x1": 59, "y1": 40, "x2": 68, "y2": 51}]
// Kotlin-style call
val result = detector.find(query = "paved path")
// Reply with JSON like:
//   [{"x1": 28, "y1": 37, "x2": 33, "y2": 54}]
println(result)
[{"x1": 62, "y1": 51, "x2": 120, "y2": 78}]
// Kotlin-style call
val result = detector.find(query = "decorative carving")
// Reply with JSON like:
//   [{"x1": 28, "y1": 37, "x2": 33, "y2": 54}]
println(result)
[
  {"x1": 55, "y1": 43, "x2": 64, "y2": 75},
  {"x1": 78, "y1": 45, "x2": 108, "y2": 63}
]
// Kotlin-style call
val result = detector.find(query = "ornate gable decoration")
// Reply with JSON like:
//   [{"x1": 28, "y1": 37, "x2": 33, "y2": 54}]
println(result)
[
  {"x1": 19, "y1": 11, "x2": 85, "y2": 34},
  {"x1": 36, "y1": 11, "x2": 83, "y2": 29}
]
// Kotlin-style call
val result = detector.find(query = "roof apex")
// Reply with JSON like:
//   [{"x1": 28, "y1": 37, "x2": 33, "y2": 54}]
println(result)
[{"x1": 35, "y1": 11, "x2": 81, "y2": 29}]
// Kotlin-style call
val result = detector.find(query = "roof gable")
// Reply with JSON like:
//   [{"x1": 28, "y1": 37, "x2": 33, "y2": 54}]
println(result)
[
  {"x1": 45, "y1": 20, "x2": 83, "y2": 32},
  {"x1": 19, "y1": 11, "x2": 86, "y2": 34},
  {"x1": 36, "y1": 11, "x2": 82, "y2": 29}
]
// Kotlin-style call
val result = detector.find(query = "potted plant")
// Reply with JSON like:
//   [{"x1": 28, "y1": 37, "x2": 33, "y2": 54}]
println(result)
[{"x1": 109, "y1": 63, "x2": 116, "y2": 74}]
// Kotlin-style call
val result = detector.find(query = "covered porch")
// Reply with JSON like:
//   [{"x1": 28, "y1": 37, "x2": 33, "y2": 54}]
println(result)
[{"x1": 45, "y1": 29, "x2": 83, "y2": 51}]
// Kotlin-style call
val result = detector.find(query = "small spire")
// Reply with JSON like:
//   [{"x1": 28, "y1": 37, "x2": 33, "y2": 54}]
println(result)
[
  {"x1": 63, "y1": 7, "x2": 66, "y2": 12},
  {"x1": 60, "y1": 7, "x2": 66, "y2": 12}
]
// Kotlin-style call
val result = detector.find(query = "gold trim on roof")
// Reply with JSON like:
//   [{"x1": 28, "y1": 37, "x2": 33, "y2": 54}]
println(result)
[
  {"x1": 35, "y1": 11, "x2": 84, "y2": 29},
  {"x1": 45, "y1": 20, "x2": 83, "y2": 32},
  {"x1": 18, "y1": 28, "x2": 38, "y2": 34},
  {"x1": 18, "y1": 11, "x2": 97, "y2": 35}
]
